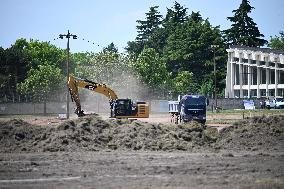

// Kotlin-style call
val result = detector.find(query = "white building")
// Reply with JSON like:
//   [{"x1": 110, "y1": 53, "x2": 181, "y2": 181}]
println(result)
[{"x1": 225, "y1": 45, "x2": 284, "y2": 98}]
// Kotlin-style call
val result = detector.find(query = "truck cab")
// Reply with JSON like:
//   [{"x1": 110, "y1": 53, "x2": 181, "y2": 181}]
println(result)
[
  {"x1": 179, "y1": 95, "x2": 208, "y2": 124},
  {"x1": 169, "y1": 95, "x2": 209, "y2": 124}
]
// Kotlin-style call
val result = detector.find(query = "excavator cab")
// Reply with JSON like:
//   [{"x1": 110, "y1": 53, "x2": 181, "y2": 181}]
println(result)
[
  {"x1": 112, "y1": 99, "x2": 133, "y2": 117},
  {"x1": 111, "y1": 99, "x2": 148, "y2": 119}
]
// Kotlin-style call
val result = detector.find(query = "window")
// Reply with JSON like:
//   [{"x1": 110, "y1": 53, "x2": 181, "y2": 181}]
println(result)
[
  {"x1": 279, "y1": 70, "x2": 284, "y2": 84},
  {"x1": 233, "y1": 57, "x2": 239, "y2": 62},
  {"x1": 261, "y1": 69, "x2": 266, "y2": 84},
  {"x1": 279, "y1": 64, "x2": 284, "y2": 69},
  {"x1": 270, "y1": 70, "x2": 275, "y2": 84},
  {"x1": 270, "y1": 62, "x2": 275, "y2": 67}
]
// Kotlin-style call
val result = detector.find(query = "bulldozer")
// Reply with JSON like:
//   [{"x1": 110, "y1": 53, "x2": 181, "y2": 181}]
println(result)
[{"x1": 67, "y1": 74, "x2": 149, "y2": 118}]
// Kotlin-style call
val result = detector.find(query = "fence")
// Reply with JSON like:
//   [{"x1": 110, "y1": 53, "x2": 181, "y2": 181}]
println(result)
[{"x1": 0, "y1": 98, "x2": 264, "y2": 115}]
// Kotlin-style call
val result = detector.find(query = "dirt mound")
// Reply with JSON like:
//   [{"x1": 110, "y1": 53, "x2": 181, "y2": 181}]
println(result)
[
  {"x1": 0, "y1": 115, "x2": 283, "y2": 152},
  {"x1": 216, "y1": 115, "x2": 284, "y2": 151},
  {"x1": 0, "y1": 115, "x2": 217, "y2": 152},
  {"x1": 0, "y1": 119, "x2": 46, "y2": 152}
]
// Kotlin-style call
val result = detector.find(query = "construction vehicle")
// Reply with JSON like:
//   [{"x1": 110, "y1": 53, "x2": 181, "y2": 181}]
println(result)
[
  {"x1": 169, "y1": 95, "x2": 209, "y2": 124},
  {"x1": 67, "y1": 74, "x2": 149, "y2": 118}
]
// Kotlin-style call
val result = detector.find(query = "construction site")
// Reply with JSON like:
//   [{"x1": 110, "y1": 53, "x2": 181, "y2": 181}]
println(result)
[{"x1": 1, "y1": 0, "x2": 284, "y2": 188}]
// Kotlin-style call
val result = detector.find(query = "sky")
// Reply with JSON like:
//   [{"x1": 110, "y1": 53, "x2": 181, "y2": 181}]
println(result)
[{"x1": 1, "y1": 0, "x2": 283, "y2": 53}]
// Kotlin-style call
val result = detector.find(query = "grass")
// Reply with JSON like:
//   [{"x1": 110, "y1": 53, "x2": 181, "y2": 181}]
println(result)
[{"x1": 207, "y1": 109, "x2": 284, "y2": 116}]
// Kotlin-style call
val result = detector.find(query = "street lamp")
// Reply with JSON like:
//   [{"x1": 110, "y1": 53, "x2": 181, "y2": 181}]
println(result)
[
  {"x1": 59, "y1": 30, "x2": 77, "y2": 119},
  {"x1": 211, "y1": 45, "x2": 219, "y2": 112}
]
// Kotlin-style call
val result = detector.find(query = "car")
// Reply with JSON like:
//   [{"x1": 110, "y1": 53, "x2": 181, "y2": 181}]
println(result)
[{"x1": 265, "y1": 97, "x2": 284, "y2": 109}]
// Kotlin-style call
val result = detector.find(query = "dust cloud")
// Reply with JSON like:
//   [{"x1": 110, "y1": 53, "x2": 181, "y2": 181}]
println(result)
[{"x1": 72, "y1": 67, "x2": 151, "y2": 114}]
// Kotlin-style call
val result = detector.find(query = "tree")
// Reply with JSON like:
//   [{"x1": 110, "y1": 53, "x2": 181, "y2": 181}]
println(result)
[
  {"x1": 269, "y1": 31, "x2": 284, "y2": 51},
  {"x1": 131, "y1": 48, "x2": 170, "y2": 91},
  {"x1": 0, "y1": 39, "x2": 31, "y2": 100},
  {"x1": 199, "y1": 79, "x2": 214, "y2": 97},
  {"x1": 163, "y1": 1, "x2": 188, "y2": 32},
  {"x1": 172, "y1": 71, "x2": 197, "y2": 95},
  {"x1": 164, "y1": 12, "x2": 225, "y2": 82},
  {"x1": 17, "y1": 63, "x2": 64, "y2": 114},
  {"x1": 223, "y1": 0, "x2": 267, "y2": 47},
  {"x1": 147, "y1": 2, "x2": 188, "y2": 54},
  {"x1": 126, "y1": 2, "x2": 227, "y2": 96},
  {"x1": 126, "y1": 6, "x2": 162, "y2": 59},
  {"x1": 26, "y1": 40, "x2": 66, "y2": 72},
  {"x1": 136, "y1": 6, "x2": 162, "y2": 42},
  {"x1": 103, "y1": 42, "x2": 118, "y2": 54}
]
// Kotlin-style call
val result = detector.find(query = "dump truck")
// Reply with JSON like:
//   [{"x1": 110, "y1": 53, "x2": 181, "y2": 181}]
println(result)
[{"x1": 169, "y1": 95, "x2": 209, "y2": 124}]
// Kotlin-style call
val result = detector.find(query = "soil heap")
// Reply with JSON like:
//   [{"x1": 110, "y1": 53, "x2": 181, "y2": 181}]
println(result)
[
  {"x1": 217, "y1": 115, "x2": 284, "y2": 151},
  {"x1": 0, "y1": 114, "x2": 283, "y2": 152}
]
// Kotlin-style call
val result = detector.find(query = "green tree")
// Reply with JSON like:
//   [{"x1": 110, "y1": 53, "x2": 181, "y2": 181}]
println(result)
[
  {"x1": 269, "y1": 31, "x2": 284, "y2": 51},
  {"x1": 148, "y1": 2, "x2": 188, "y2": 54},
  {"x1": 199, "y1": 79, "x2": 214, "y2": 97},
  {"x1": 126, "y1": 6, "x2": 162, "y2": 59},
  {"x1": 103, "y1": 42, "x2": 118, "y2": 54},
  {"x1": 0, "y1": 39, "x2": 31, "y2": 99},
  {"x1": 223, "y1": 0, "x2": 267, "y2": 47},
  {"x1": 163, "y1": 1, "x2": 188, "y2": 32},
  {"x1": 126, "y1": 2, "x2": 227, "y2": 96},
  {"x1": 173, "y1": 71, "x2": 197, "y2": 95},
  {"x1": 26, "y1": 39, "x2": 66, "y2": 72},
  {"x1": 132, "y1": 48, "x2": 169, "y2": 90},
  {"x1": 136, "y1": 6, "x2": 162, "y2": 42},
  {"x1": 164, "y1": 12, "x2": 225, "y2": 82},
  {"x1": 17, "y1": 63, "x2": 64, "y2": 114}
]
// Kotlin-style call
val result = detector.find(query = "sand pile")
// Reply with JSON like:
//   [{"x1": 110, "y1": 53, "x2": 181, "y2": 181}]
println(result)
[{"x1": 0, "y1": 114, "x2": 283, "y2": 152}]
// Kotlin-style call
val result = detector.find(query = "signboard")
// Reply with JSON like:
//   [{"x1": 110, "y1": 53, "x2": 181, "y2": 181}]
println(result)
[{"x1": 243, "y1": 100, "x2": 255, "y2": 110}]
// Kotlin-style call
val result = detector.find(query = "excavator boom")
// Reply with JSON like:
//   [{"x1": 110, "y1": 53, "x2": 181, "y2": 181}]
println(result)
[{"x1": 68, "y1": 74, "x2": 118, "y2": 116}]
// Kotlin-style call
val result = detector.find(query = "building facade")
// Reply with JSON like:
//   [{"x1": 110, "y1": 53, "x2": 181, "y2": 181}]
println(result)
[{"x1": 225, "y1": 46, "x2": 284, "y2": 98}]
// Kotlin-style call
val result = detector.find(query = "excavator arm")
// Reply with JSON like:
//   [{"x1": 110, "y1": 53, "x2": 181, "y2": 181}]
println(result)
[{"x1": 67, "y1": 74, "x2": 118, "y2": 117}]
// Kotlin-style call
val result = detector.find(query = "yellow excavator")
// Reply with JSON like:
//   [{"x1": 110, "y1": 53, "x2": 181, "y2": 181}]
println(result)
[{"x1": 67, "y1": 74, "x2": 149, "y2": 118}]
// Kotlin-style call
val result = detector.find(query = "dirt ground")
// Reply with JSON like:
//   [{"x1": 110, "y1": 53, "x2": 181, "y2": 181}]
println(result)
[
  {"x1": 0, "y1": 113, "x2": 283, "y2": 188},
  {"x1": 0, "y1": 151, "x2": 283, "y2": 189}
]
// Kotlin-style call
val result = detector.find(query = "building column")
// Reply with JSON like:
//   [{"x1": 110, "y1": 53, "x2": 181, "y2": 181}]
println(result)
[
  {"x1": 231, "y1": 62, "x2": 235, "y2": 98},
  {"x1": 248, "y1": 57, "x2": 252, "y2": 98},
  {"x1": 265, "y1": 57, "x2": 269, "y2": 97},
  {"x1": 256, "y1": 58, "x2": 261, "y2": 98},
  {"x1": 266, "y1": 68, "x2": 269, "y2": 96},
  {"x1": 239, "y1": 64, "x2": 243, "y2": 98},
  {"x1": 248, "y1": 66, "x2": 252, "y2": 98},
  {"x1": 275, "y1": 63, "x2": 278, "y2": 96},
  {"x1": 226, "y1": 53, "x2": 231, "y2": 98}
]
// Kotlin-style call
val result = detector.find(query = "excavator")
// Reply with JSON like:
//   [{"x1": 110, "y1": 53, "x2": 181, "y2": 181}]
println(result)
[{"x1": 67, "y1": 74, "x2": 149, "y2": 118}]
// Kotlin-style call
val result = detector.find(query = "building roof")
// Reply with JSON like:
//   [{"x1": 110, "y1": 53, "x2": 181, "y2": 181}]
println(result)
[{"x1": 230, "y1": 45, "x2": 284, "y2": 55}]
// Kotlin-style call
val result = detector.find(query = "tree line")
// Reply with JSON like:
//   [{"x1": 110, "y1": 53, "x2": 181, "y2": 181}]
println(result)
[{"x1": 0, "y1": 0, "x2": 283, "y2": 104}]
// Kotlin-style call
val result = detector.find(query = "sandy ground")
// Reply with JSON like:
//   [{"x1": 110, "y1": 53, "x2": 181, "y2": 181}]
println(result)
[{"x1": 0, "y1": 113, "x2": 283, "y2": 189}]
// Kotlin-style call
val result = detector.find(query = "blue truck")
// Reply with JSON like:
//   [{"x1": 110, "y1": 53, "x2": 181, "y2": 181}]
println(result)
[{"x1": 169, "y1": 95, "x2": 209, "y2": 124}]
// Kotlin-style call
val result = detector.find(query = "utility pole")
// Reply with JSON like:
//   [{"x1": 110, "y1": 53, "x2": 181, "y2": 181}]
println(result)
[
  {"x1": 211, "y1": 45, "x2": 219, "y2": 112},
  {"x1": 59, "y1": 30, "x2": 77, "y2": 119}
]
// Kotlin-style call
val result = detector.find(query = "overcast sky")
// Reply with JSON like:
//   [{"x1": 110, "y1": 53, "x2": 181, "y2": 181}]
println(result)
[{"x1": 1, "y1": 0, "x2": 283, "y2": 52}]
